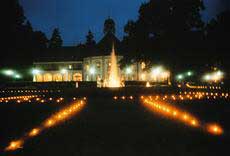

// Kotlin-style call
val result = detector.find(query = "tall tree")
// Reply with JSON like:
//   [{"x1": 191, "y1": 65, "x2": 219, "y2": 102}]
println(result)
[
  {"x1": 123, "y1": 0, "x2": 205, "y2": 69},
  {"x1": 85, "y1": 30, "x2": 96, "y2": 47},
  {"x1": 206, "y1": 10, "x2": 230, "y2": 49},
  {"x1": 49, "y1": 28, "x2": 63, "y2": 48},
  {"x1": 136, "y1": 0, "x2": 204, "y2": 37},
  {"x1": 2, "y1": 0, "x2": 48, "y2": 67},
  {"x1": 205, "y1": 10, "x2": 230, "y2": 70},
  {"x1": 103, "y1": 17, "x2": 116, "y2": 34}
]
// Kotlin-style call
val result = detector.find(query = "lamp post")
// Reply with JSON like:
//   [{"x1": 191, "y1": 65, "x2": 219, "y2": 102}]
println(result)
[
  {"x1": 126, "y1": 67, "x2": 132, "y2": 81},
  {"x1": 89, "y1": 67, "x2": 96, "y2": 81},
  {"x1": 31, "y1": 69, "x2": 42, "y2": 82},
  {"x1": 60, "y1": 68, "x2": 67, "y2": 82},
  {"x1": 176, "y1": 74, "x2": 184, "y2": 83}
]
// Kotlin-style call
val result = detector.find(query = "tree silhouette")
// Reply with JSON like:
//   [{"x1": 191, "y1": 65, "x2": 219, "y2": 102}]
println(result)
[
  {"x1": 85, "y1": 30, "x2": 96, "y2": 47},
  {"x1": 205, "y1": 10, "x2": 230, "y2": 70},
  {"x1": 123, "y1": 0, "x2": 205, "y2": 70},
  {"x1": 49, "y1": 28, "x2": 63, "y2": 48},
  {"x1": 2, "y1": 0, "x2": 48, "y2": 67},
  {"x1": 103, "y1": 17, "x2": 116, "y2": 34}
]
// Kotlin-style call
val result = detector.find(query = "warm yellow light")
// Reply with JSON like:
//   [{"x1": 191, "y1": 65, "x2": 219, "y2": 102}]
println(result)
[
  {"x1": 191, "y1": 119, "x2": 198, "y2": 126},
  {"x1": 5, "y1": 140, "x2": 24, "y2": 151},
  {"x1": 141, "y1": 73, "x2": 146, "y2": 80},
  {"x1": 29, "y1": 128, "x2": 40, "y2": 137},
  {"x1": 45, "y1": 119, "x2": 54, "y2": 127},
  {"x1": 146, "y1": 82, "x2": 151, "y2": 87},
  {"x1": 207, "y1": 124, "x2": 223, "y2": 135},
  {"x1": 183, "y1": 114, "x2": 188, "y2": 120},
  {"x1": 173, "y1": 111, "x2": 177, "y2": 116}
]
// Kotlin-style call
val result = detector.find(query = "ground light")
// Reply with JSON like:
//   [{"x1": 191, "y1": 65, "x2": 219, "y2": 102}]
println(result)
[
  {"x1": 141, "y1": 96, "x2": 224, "y2": 136},
  {"x1": 4, "y1": 98, "x2": 86, "y2": 152}
]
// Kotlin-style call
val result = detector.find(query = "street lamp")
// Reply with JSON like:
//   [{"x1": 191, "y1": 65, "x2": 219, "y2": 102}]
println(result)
[
  {"x1": 3, "y1": 70, "x2": 15, "y2": 76},
  {"x1": 151, "y1": 67, "x2": 162, "y2": 76},
  {"x1": 32, "y1": 69, "x2": 41, "y2": 75},
  {"x1": 60, "y1": 68, "x2": 67, "y2": 74},
  {"x1": 187, "y1": 71, "x2": 193, "y2": 76},
  {"x1": 14, "y1": 74, "x2": 22, "y2": 79},
  {"x1": 89, "y1": 67, "x2": 96, "y2": 81},
  {"x1": 126, "y1": 67, "x2": 132, "y2": 75},
  {"x1": 204, "y1": 74, "x2": 211, "y2": 81},
  {"x1": 177, "y1": 74, "x2": 184, "y2": 81},
  {"x1": 203, "y1": 70, "x2": 224, "y2": 83},
  {"x1": 125, "y1": 67, "x2": 132, "y2": 81},
  {"x1": 60, "y1": 68, "x2": 68, "y2": 81},
  {"x1": 151, "y1": 66, "x2": 165, "y2": 82}
]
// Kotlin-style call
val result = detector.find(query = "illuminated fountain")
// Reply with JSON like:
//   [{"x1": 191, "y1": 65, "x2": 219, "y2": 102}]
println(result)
[{"x1": 108, "y1": 45, "x2": 121, "y2": 87}]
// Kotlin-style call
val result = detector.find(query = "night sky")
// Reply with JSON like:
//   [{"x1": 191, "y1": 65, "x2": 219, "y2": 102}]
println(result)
[{"x1": 19, "y1": 0, "x2": 230, "y2": 46}]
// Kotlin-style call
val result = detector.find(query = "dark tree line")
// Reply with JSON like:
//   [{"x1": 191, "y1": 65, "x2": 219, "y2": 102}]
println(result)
[
  {"x1": 122, "y1": 0, "x2": 230, "y2": 72},
  {"x1": 2, "y1": 0, "x2": 63, "y2": 67}
]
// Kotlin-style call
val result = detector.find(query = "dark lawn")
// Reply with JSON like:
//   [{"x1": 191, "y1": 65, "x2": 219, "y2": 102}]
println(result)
[{"x1": 0, "y1": 97, "x2": 229, "y2": 156}]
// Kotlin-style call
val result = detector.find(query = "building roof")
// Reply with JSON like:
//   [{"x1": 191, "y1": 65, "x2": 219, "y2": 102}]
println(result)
[
  {"x1": 96, "y1": 32, "x2": 122, "y2": 55},
  {"x1": 34, "y1": 33, "x2": 122, "y2": 62}
]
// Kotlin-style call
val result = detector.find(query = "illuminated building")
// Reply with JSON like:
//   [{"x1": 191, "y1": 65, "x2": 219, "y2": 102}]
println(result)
[
  {"x1": 32, "y1": 31, "x2": 170, "y2": 84},
  {"x1": 33, "y1": 61, "x2": 83, "y2": 82}
]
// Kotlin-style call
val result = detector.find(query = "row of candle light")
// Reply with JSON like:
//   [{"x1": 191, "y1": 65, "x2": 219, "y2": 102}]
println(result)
[
  {"x1": 141, "y1": 96, "x2": 223, "y2": 136},
  {"x1": 113, "y1": 96, "x2": 134, "y2": 100},
  {"x1": 0, "y1": 95, "x2": 39, "y2": 103},
  {"x1": 143, "y1": 92, "x2": 229, "y2": 102},
  {"x1": 0, "y1": 90, "x2": 61, "y2": 93},
  {"x1": 185, "y1": 84, "x2": 222, "y2": 90},
  {"x1": 4, "y1": 98, "x2": 86, "y2": 152},
  {"x1": 0, "y1": 95, "x2": 87, "y2": 104},
  {"x1": 113, "y1": 91, "x2": 229, "y2": 102}
]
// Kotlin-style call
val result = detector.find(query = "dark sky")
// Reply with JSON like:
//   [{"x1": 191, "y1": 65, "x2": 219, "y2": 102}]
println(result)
[{"x1": 19, "y1": 0, "x2": 230, "y2": 46}]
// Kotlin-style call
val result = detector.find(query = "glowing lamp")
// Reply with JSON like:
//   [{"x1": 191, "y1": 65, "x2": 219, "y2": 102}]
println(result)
[
  {"x1": 126, "y1": 67, "x2": 132, "y2": 74},
  {"x1": 89, "y1": 67, "x2": 96, "y2": 75},
  {"x1": 207, "y1": 124, "x2": 223, "y2": 135},
  {"x1": 3, "y1": 70, "x2": 14, "y2": 76},
  {"x1": 32, "y1": 69, "x2": 41, "y2": 75},
  {"x1": 29, "y1": 128, "x2": 40, "y2": 137},
  {"x1": 187, "y1": 71, "x2": 193, "y2": 76},
  {"x1": 151, "y1": 67, "x2": 162, "y2": 76},
  {"x1": 5, "y1": 140, "x2": 24, "y2": 151},
  {"x1": 60, "y1": 68, "x2": 68, "y2": 74},
  {"x1": 14, "y1": 74, "x2": 22, "y2": 79},
  {"x1": 177, "y1": 74, "x2": 184, "y2": 80}
]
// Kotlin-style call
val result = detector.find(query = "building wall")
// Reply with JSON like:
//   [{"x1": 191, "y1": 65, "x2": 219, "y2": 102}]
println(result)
[
  {"x1": 33, "y1": 61, "x2": 83, "y2": 82},
  {"x1": 83, "y1": 55, "x2": 123, "y2": 82},
  {"x1": 33, "y1": 58, "x2": 171, "y2": 84}
]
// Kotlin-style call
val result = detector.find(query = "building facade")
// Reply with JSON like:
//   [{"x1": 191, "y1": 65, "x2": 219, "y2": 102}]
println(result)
[
  {"x1": 83, "y1": 55, "x2": 123, "y2": 82},
  {"x1": 32, "y1": 31, "x2": 170, "y2": 84},
  {"x1": 33, "y1": 61, "x2": 82, "y2": 82},
  {"x1": 33, "y1": 58, "x2": 170, "y2": 85}
]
